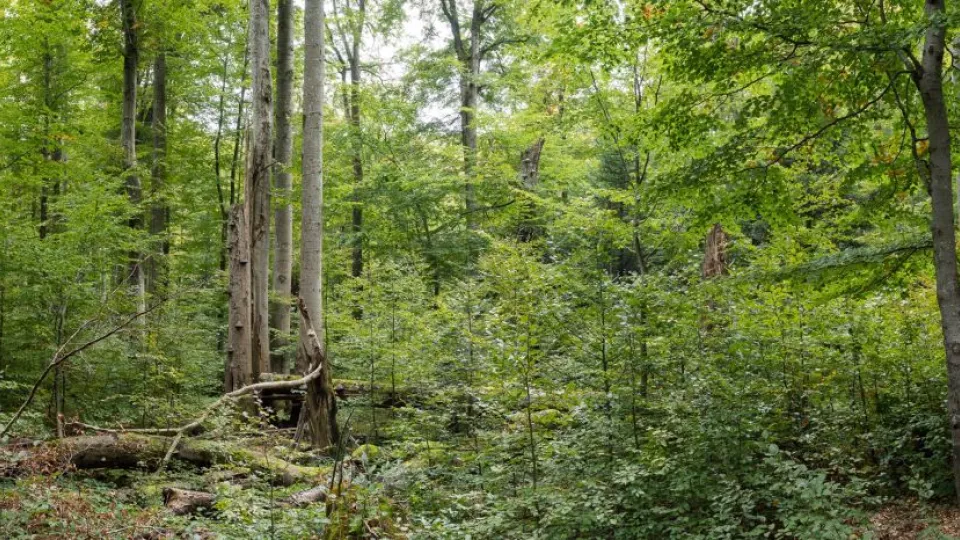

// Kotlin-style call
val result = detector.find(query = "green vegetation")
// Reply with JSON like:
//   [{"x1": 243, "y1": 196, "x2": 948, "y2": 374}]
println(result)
[{"x1": 4, "y1": 0, "x2": 960, "y2": 538}]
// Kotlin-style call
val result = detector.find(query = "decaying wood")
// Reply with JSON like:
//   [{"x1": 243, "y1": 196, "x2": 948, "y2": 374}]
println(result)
[
  {"x1": 226, "y1": 203, "x2": 253, "y2": 392},
  {"x1": 50, "y1": 434, "x2": 327, "y2": 486},
  {"x1": 285, "y1": 485, "x2": 328, "y2": 506},
  {"x1": 702, "y1": 223, "x2": 728, "y2": 279},
  {"x1": 163, "y1": 487, "x2": 214, "y2": 515}
]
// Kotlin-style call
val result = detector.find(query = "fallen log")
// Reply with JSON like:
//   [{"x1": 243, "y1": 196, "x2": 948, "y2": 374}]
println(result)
[
  {"x1": 163, "y1": 487, "x2": 215, "y2": 515},
  {"x1": 285, "y1": 485, "x2": 328, "y2": 506},
  {"x1": 51, "y1": 434, "x2": 328, "y2": 486}
]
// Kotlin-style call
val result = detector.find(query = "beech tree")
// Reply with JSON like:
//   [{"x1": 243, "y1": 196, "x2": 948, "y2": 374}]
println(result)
[
  {"x1": 270, "y1": 0, "x2": 294, "y2": 374},
  {"x1": 299, "y1": 0, "x2": 339, "y2": 448}
]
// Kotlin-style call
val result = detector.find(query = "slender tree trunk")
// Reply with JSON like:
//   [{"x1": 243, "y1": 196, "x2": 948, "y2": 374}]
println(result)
[
  {"x1": 914, "y1": 0, "x2": 960, "y2": 504},
  {"x1": 439, "y1": 0, "x2": 480, "y2": 230},
  {"x1": 148, "y1": 52, "x2": 168, "y2": 295},
  {"x1": 121, "y1": 0, "x2": 145, "y2": 313},
  {"x1": 270, "y1": 0, "x2": 294, "y2": 374},
  {"x1": 347, "y1": 0, "x2": 366, "y2": 281},
  {"x1": 226, "y1": 204, "x2": 253, "y2": 392},
  {"x1": 462, "y1": 2, "x2": 481, "y2": 229},
  {"x1": 299, "y1": 0, "x2": 339, "y2": 449},
  {"x1": 246, "y1": 0, "x2": 273, "y2": 382}
]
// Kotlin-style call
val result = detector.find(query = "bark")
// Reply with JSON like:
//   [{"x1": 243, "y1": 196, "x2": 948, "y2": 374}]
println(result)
[
  {"x1": 120, "y1": 0, "x2": 145, "y2": 313},
  {"x1": 701, "y1": 223, "x2": 727, "y2": 279},
  {"x1": 148, "y1": 52, "x2": 168, "y2": 295},
  {"x1": 246, "y1": 0, "x2": 273, "y2": 382},
  {"x1": 270, "y1": 0, "x2": 295, "y2": 374},
  {"x1": 517, "y1": 137, "x2": 545, "y2": 242},
  {"x1": 163, "y1": 488, "x2": 214, "y2": 515},
  {"x1": 226, "y1": 204, "x2": 253, "y2": 392},
  {"x1": 300, "y1": 0, "x2": 339, "y2": 449},
  {"x1": 913, "y1": 0, "x2": 960, "y2": 503}
]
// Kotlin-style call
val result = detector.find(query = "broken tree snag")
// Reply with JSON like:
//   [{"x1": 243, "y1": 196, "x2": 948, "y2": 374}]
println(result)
[
  {"x1": 226, "y1": 203, "x2": 253, "y2": 392},
  {"x1": 701, "y1": 223, "x2": 728, "y2": 279},
  {"x1": 701, "y1": 223, "x2": 728, "y2": 334},
  {"x1": 296, "y1": 298, "x2": 340, "y2": 450},
  {"x1": 163, "y1": 488, "x2": 214, "y2": 515},
  {"x1": 518, "y1": 137, "x2": 545, "y2": 243},
  {"x1": 286, "y1": 485, "x2": 328, "y2": 506}
]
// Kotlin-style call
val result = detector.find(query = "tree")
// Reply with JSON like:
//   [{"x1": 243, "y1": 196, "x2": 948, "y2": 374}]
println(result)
[
  {"x1": 330, "y1": 0, "x2": 367, "y2": 282},
  {"x1": 438, "y1": 0, "x2": 516, "y2": 231},
  {"x1": 120, "y1": 0, "x2": 145, "y2": 314},
  {"x1": 270, "y1": 0, "x2": 294, "y2": 374},
  {"x1": 299, "y1": 0, "x2": 339, "y2": 449},
  {"x1": 246, "y1": 0, "x2": 273, "y2": 381},
  {"x1": 147, "y1": 51, "x2": 168, "y2": 295}
]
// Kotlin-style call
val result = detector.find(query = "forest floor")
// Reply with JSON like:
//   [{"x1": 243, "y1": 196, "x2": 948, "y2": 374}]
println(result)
[{"x1": 869, "y1": 500, "x2": 960, "y2": 539}]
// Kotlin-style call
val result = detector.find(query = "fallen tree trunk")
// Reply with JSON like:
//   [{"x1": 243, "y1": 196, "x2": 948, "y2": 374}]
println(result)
[
  {"x1": 51, "y1": 434, "x2": 328, "y2": 486},
  {"x1": 163, "y1": 487, "x2": 215, "y2": 515}
]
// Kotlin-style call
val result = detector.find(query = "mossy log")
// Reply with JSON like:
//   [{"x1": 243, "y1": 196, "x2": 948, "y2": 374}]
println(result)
[{"x1": 54, "y1": 434, "x2": 328, "y2": 486}]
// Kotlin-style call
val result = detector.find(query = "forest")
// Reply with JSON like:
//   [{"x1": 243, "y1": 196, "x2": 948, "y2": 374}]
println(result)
[{"x1": 6, "y1": 0, "x2": 960, "y2": 538}]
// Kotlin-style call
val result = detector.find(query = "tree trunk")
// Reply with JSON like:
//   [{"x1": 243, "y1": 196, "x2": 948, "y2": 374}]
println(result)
[
  {"x1": 347, "y1": 0, "x2": 366, "y2": 281},
  {"x1": 38, "y1": 434, "x2": 327, "y2": 485},
  {"x1": 270, "y1": 0, "x2": 294, "y2": 374},
  {"x1": 517, "y1": 137, "x2": 544, "y2": 242},
  {"x1": 226, "y1": 204, "x2": 253, "y2": 392},
  {"x1": 300, "y1": 0, "x2": 338, "y2": 449},
  {"x1": 702, "y1": 223, "x2": 727, "y2": 279},
  {"x1": 462, "y1": 2, "x2": 481, "y2": 229},
  {"x1": 440, "y1": 0, "x2": 480, "y2": 230},
  {"x1": 148, "y1": 52, "x2": 168, "y2": 295},
  {"x1": 120, "y1": 0, "x2": 145, "y2": 313},
  {"x1": 914, "y1": 0, "x2": 960, "y2": 504},
  {"x1": 246, "y1": 0, "x2": 273, "y2": 383}
]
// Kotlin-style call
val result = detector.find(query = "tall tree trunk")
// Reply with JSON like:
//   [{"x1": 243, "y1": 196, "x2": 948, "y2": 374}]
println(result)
[
  {"x1": 439, "y1": 0, "x2": 480, "y2": 230},
  {"x1": 246, "y1": 0, "x2": 273, "y2": 382},
  {"x1": 462, "y1": 2, "x2": 481, "y2": 229},
  {"x1": 148, "y1": 52, "x2": 168, "y2": 295},
  {"x1": 297, "y1": 0, "x2": 340, "y2": 448},
  {"x1": 914, "y1": 0, "x2": 960, "y2": 503},
  {"x1": 349, "y1": 24, "x2": 364, "y2": 281},
  {"x1": 121, "y1": 0, "x2": 145, "y2": 313},
  {"x1": 270, "y1": 0, "x2": 294, "y2": 374},
  {"x1": 226, "y1": 204, "x2": 253, "y2": 391},
  {"x1": 299, "y1": 0, "x2": 338, "y2": 449}
]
